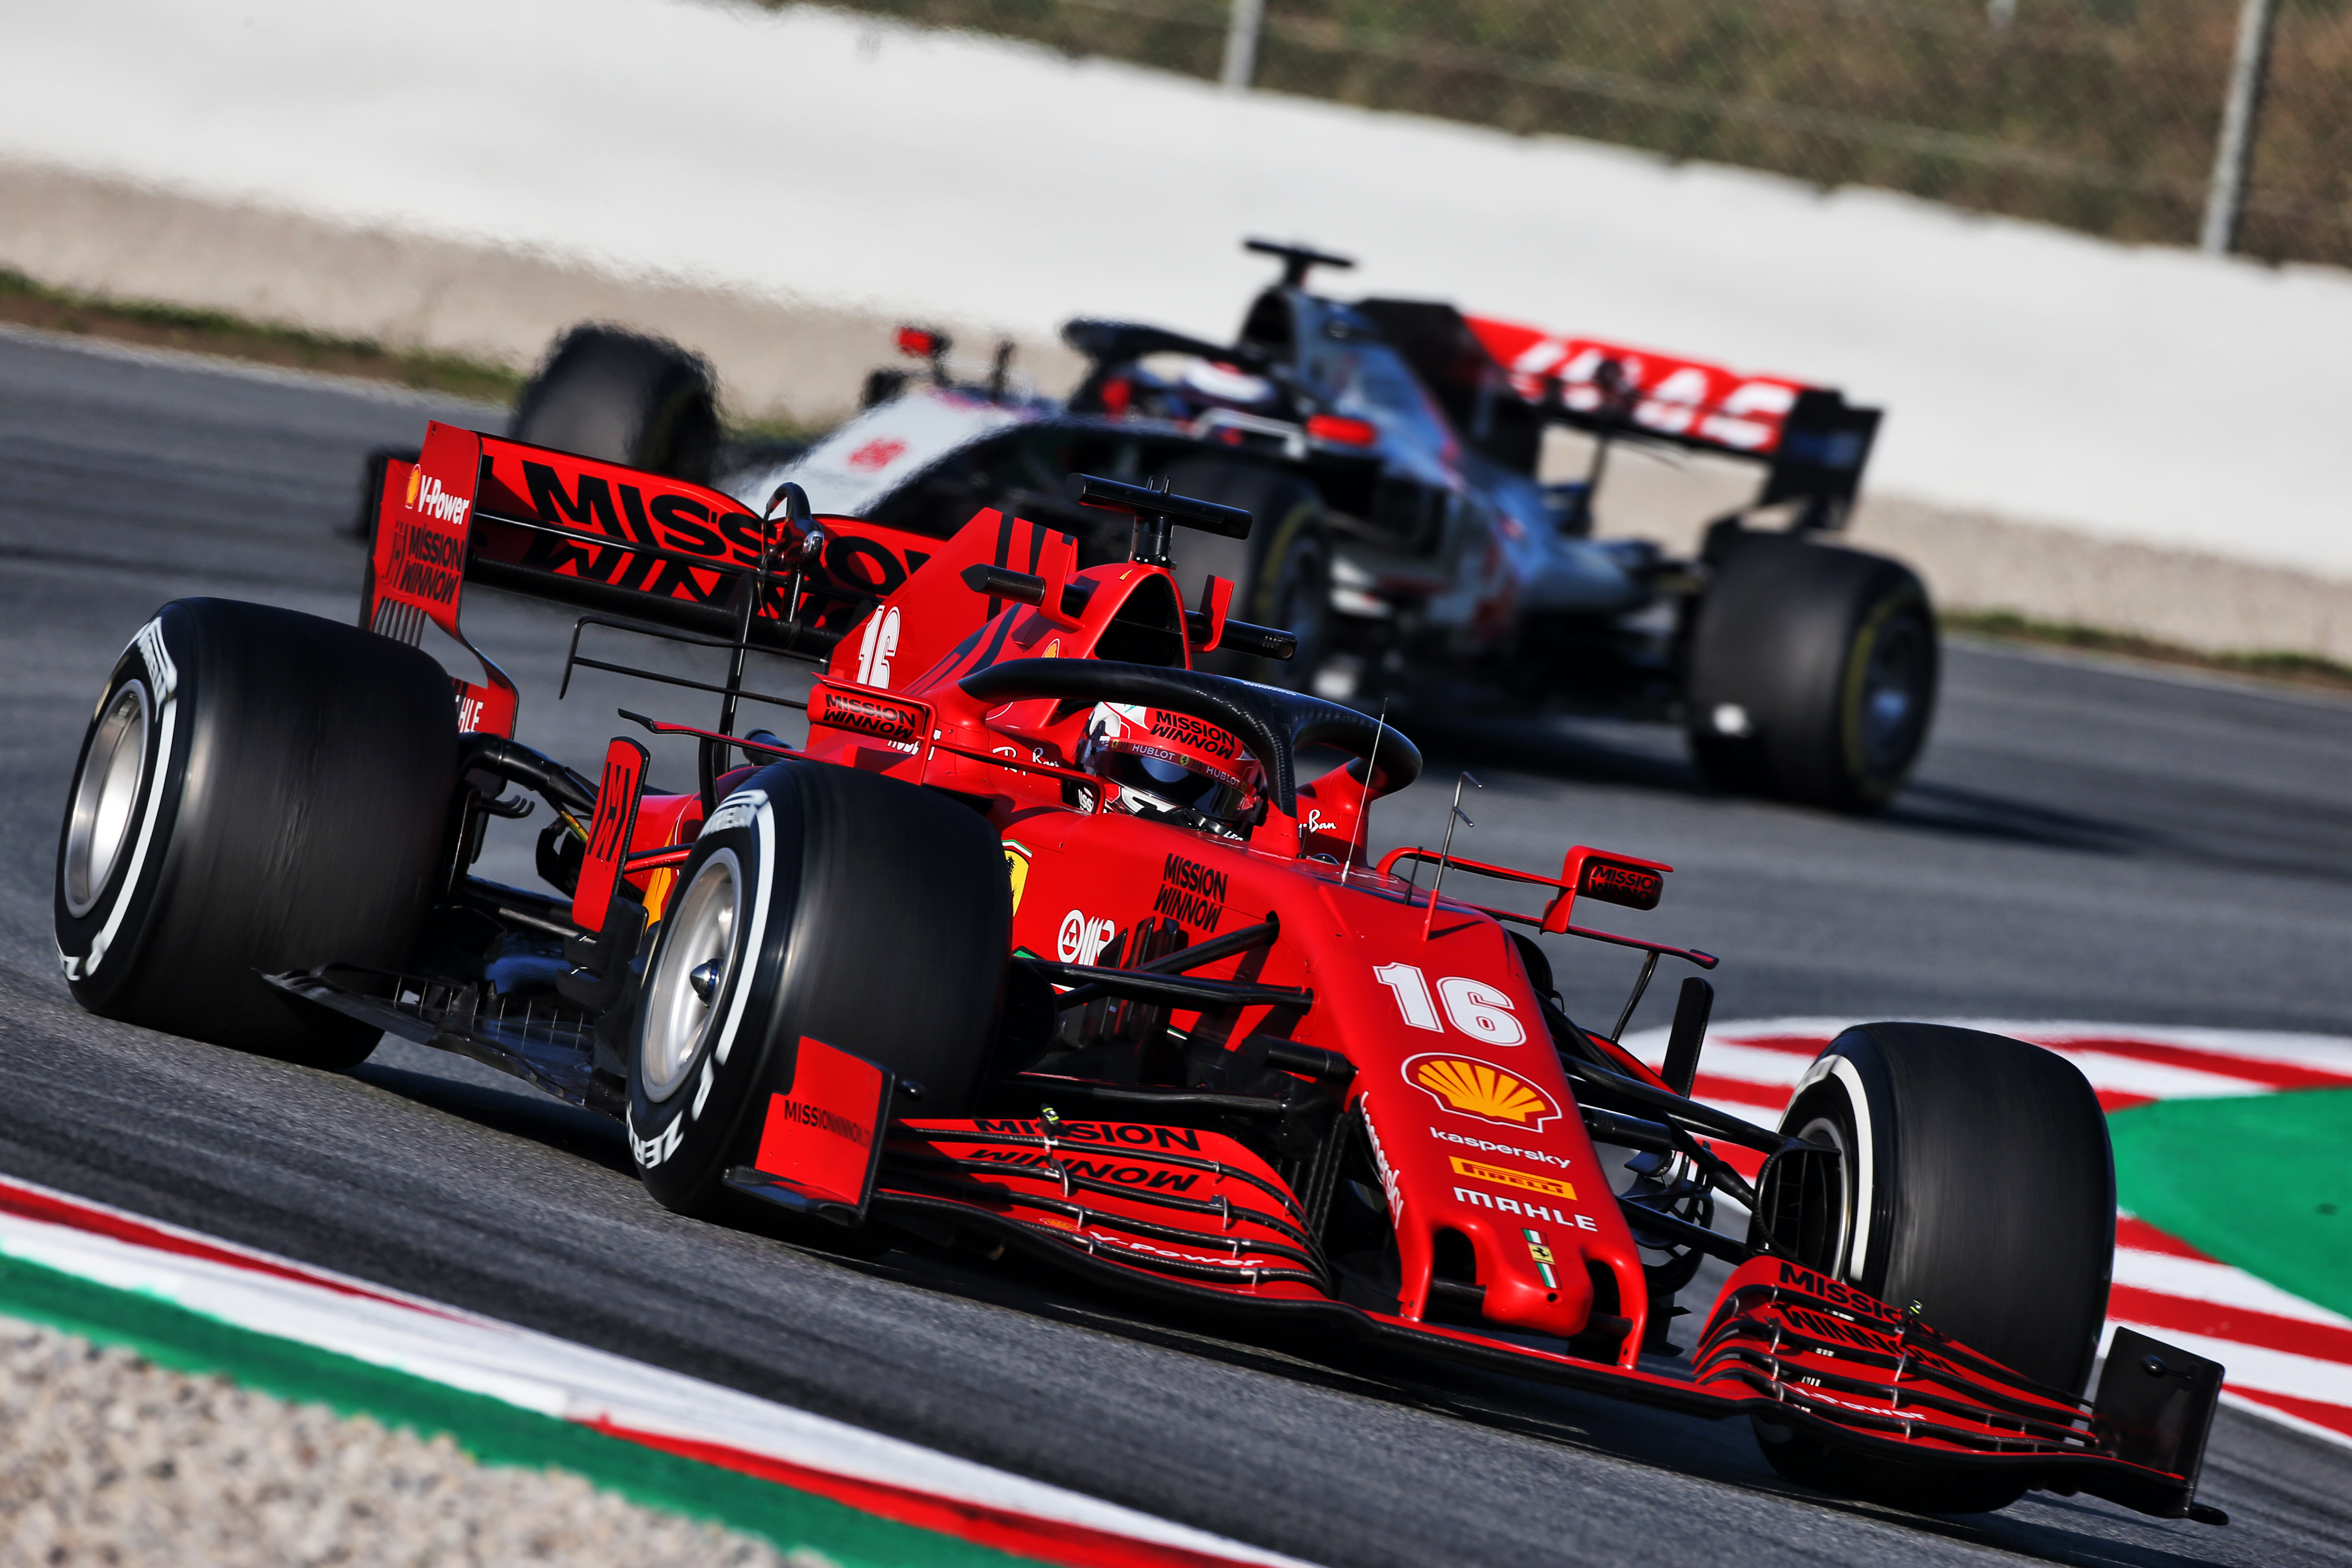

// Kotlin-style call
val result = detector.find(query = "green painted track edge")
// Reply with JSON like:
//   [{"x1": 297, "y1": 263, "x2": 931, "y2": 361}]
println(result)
[
  {"x1": 0, "y1": 1251, "x2": 1035, "y2": 1568},
  {"x1": 2110, "y1": 1087, "x2": 2352, "y2": 1322}
]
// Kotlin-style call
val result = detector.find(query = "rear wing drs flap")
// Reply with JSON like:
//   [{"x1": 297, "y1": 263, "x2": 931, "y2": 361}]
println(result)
[
  {"x1": 1461, "y1": 314, "x2": 1881, "y2": 514},
  {"x1": 363, "y1": 421, "x2": 964, "y2": 735}
]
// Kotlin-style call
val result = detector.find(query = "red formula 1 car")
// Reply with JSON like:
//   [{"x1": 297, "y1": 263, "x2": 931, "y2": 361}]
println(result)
[{"x1": 60, "y1": 421, "x2": 2223, "y2": 1524}]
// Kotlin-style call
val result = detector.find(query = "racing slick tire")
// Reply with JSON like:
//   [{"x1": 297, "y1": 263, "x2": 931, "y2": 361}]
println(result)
[
  {"x1": 510, "y1": 324, "x2": 721, "y2": 486},
  {"x1": 1158, "y1": 458, "x2": 1332, "y2": 691},
  {"x1": 1682, "y1": 533, "x2": 1936, "y2": 813},
  {"x1": 625, "y1": 760, "x2": 1010, "y2": 1215},
  {"x1": 54, "y1": 599, "x2": 458, "y2": 1068},
  {"x1": 1747, "y1": 1023, "x2": 2115, "y2": 1514}
]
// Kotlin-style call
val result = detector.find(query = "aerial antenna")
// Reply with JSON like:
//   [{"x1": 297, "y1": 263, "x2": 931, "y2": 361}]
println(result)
[
  {"x1": 1421, "y1": 771, "x2": 1483, "y2": 941},
  {"x1": 1244, "y1": 237, "x2": 1357, "y2": 290}
]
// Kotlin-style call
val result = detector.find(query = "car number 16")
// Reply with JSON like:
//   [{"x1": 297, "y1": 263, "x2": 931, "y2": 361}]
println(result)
[{"x1": 1372, "y1": 962, "x2": 1525, "y2": 1046}]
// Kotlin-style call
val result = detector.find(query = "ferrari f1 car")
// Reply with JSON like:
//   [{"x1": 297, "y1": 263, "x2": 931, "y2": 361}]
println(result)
[
  {"x1": 487, "y1": 239, "x2": 1935, "y2": 813},
  {"x1": 70, "y1": 422, "x2": 2219, "y2": 1523}
]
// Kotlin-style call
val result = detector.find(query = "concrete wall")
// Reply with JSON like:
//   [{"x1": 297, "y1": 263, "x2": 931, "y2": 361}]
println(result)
[{"x1": 0, "y1": 160, "x2": 1074, "y2": 428}]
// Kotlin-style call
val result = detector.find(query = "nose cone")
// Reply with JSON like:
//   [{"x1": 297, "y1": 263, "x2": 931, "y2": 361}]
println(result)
[{"x1": 688, "y1": 960, "x2": 722, "y2": 1003}]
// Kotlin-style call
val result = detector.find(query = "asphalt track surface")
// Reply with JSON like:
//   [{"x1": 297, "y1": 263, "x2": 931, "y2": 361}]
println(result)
[{"x1": 3, "y1": 327, "x2": 2349, "y2": 1567}]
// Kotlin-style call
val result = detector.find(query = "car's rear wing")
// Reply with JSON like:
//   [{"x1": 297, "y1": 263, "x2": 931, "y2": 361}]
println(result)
[
  {"x1": 362, "y1": 421, "x2": 959, "y2": 735},
  {"x1": 1462, "y1": 314, "x2": 1881, "y2": 516}
]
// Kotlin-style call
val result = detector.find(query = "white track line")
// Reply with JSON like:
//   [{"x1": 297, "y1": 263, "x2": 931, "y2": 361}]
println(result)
[
  {"x1": 0, "y1": 1175, "x2": 1315, "y2": 1568},
  {"x1": 2115, "y1": 1250, "x2": 2352, "y2": 1329}
]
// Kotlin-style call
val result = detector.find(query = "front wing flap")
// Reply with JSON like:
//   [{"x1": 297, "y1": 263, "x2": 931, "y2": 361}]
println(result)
[
  {"x1": 877, "y1": 1117, "x2": 1328, "y2": 1298},
  {"x1": 870, "y1": 1122, "x2": 2218, "y2": 1521}
]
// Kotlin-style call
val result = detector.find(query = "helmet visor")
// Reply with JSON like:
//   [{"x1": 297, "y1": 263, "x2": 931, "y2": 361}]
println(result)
[{"x1": 1097, "y1": 747, "x2": 1252, "y2": 825}]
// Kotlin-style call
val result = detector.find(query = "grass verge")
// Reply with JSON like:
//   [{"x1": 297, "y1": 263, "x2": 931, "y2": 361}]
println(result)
[
  {"x1": 1944, "y1": 609, "x2": 2352, "y2": 697},
  {"x1": 0, "y1": 267, "x2": 523, "y2": 404}
]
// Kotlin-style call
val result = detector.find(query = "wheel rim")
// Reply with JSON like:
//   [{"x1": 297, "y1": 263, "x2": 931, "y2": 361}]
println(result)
[
  {"x1": 639, "y1": 850, "x2": 741, "y2": 1102},
  {"x1": 1262, "y1": 534, "x2": 1329, "y2": 691},
  {"x1": 1781, "y1": 1111, "x2": 1854, "y2": 1278},
  {"x1": 63, "y1": 682, "x2": 150, "y2": 918},
  {"x1": 1855, "y1": 613, "x2": 1929, "y2": 774}
]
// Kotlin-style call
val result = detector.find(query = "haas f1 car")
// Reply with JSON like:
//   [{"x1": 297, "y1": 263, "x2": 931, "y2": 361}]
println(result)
[
  {"x1": 75, "y1": 422, "x2": 2219, "y2": 1524},
  {"x1": 491, "y1": 239, "x2": 1934, "y2": 812}
]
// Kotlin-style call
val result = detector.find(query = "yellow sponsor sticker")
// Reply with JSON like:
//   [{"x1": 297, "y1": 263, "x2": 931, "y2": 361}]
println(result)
[{"x1": 1450, "y1": 1156, "x2": 1575, "y2": 1200}]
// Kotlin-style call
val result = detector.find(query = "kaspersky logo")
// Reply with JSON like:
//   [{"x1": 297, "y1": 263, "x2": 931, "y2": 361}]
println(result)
[
  {"x1": 405, "y1": 466, "x2": 471, "y2": 526},
  {"x1": 1404, "y1": 1054, "x2": 1562, "y2": 1130}
]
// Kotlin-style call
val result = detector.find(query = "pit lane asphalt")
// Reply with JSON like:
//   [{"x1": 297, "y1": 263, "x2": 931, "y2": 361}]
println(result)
[{"x1": 3, "y1": 327, "x2": 2347, "y2": 1568}]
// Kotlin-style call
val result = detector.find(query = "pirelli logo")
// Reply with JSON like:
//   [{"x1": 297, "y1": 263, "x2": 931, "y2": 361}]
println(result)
[{"x1": 1450, "y1": 1156, "x2": 1575, "y2": 1200}]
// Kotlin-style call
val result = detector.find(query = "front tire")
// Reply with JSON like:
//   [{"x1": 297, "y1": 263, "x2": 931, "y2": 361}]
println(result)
[
  {"x1": 1684, "y1": 532, "x2": 1936, "y2": 813},
  {"x1": 510, "y1": 324, "x2": 721, "y2": 485},
  {"x1": 54, "y1": 600, "x2": 458, "y2": 1067},
  {"x1": 1159, "y1": 458, "x2": 1332, "y2": 691},
  {"x1": 1748, "y1": 1022, "x2": 2115, "y2": 1513},
  {"x1": 626, "y1": 760, "x2": 1010, "y2": 1214}
]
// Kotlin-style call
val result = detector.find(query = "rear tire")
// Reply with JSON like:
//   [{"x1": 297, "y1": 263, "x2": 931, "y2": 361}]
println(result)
[
  {"x1": 1748, "y1": 1022, "x2": 2115, "y2": 1514},
  {"x1": 54, "y1": 599, "x2": 458, "y2": 1067},
  {"x1": 626, "y1": 761, "x2": 1009, "y2": 1214},
  {"x1": 510, "y1": 325, "x2": 722, "y2": 485},
  {"x1": 1684, "y1": 532, "x2": 1936, "y2": 813},
  {"x1": 1159, "y1": 458, "x2": 1332, "y2": 691}
]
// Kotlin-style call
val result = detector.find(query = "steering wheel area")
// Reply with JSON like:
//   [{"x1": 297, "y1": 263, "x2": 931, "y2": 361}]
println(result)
[{"x1": 959, "y1": 659, "x2": 1421, "y2": 818}]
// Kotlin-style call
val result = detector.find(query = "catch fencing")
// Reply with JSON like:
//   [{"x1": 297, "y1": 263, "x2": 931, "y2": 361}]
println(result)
[{"x1": 808, "y1": 0, "x2": 2348, "y2": 269}]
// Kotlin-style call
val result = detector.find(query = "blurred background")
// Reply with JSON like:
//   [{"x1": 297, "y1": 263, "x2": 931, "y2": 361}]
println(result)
[
  {"x1": 848, "y1": 0, "x2": 2350, "y2": 268},
  {"x1": 3, "y1": 0, "x2": 2345, "y2": 669}
]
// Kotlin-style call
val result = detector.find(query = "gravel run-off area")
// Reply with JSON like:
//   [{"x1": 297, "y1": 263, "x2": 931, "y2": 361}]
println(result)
[{"x1": 0, "y1": 1313, "x2": 805, "y2": 1568}]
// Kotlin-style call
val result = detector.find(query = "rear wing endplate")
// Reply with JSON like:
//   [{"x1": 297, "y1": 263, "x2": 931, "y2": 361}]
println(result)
[{"x1": 363, "y1": 421, "x2": 954, "y2": 733}]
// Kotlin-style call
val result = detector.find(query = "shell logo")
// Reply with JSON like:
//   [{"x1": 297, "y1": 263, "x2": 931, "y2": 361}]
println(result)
[
  {"x1": 404, "y1": 466, "x2": 422, "y2": 507},
  {"x1": 1403, "y1": 1054, "x2": 1562, "y2": 1130}
]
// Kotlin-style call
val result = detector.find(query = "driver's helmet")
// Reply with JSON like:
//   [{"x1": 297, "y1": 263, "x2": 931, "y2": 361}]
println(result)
[{"x1": 1077, "y1": 703, "x2": 1257, "y2": 831}]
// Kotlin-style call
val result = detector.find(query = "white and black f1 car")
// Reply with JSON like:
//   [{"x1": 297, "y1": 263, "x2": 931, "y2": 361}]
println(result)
[{"x1": 479, "y1": 239, "x2": 1932, "y2": 812}]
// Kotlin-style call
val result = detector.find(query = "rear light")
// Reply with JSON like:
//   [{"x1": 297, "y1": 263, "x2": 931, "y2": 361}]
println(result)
[
  {"x1": 1306, "y1": 414, "x2": 1379, "y2": 448},
  {"x1": 897, "y1": 326, "x2": 948, "y2": 359}
]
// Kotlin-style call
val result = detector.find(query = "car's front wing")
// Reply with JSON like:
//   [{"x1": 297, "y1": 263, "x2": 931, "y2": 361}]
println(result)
[{"x1": 725, "y1": 1110, "x2": 2223, "y2": 1524}]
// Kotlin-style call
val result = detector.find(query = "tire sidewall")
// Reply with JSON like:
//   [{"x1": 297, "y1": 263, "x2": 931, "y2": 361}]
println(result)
[
  {"x1": 627, "y1": 770, "x2": 804, "y2": 1210},
  {"x1": 1770, "y1": 1041, "x2": 1898, "y2": 1296},
  {"x1": 1830, "y1": 581, "x2": 1936, "y2": 809},
  {"x1": 55, "y1": 616, "x2": 188, "y2": 1007},
  {"x1": 1246, "y1": 493, "x2": 1332, "y2": 689}
]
